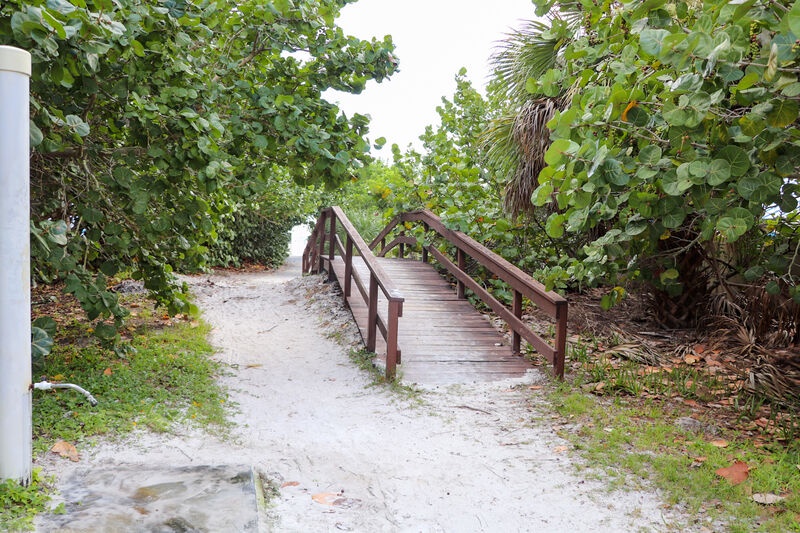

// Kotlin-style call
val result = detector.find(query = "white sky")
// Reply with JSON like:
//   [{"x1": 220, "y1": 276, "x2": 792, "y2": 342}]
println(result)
[{"x1": 326, "y1": 0, "x2": 535, "y2": 152}]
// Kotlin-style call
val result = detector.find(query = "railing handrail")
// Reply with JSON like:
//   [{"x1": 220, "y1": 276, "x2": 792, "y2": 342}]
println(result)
[
  {"x1": 302, "y1": 207, "x2": 404, "y2": 379},
  {"x1": 370, "y1": 209, "x2": 567, "y2": 378},
  {"x1": 329, "y1": 207, "x2": 404, "y2": 301},
  {"x1": 371, "y1": 209, "x2": 566, "y2": 307}
]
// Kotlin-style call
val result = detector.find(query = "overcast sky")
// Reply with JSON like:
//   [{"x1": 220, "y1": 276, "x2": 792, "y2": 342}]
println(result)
[{"x1": 326, "y1": 0, "x2": 535, "y2": 152}]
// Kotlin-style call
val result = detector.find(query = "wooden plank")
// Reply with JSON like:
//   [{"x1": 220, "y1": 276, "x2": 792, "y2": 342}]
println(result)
[{"x1": 326, "y1": 254, "x2": 537, "y2": 385}]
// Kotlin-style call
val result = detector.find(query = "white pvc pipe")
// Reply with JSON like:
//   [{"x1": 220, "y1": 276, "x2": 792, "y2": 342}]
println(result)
[{"x1": 0, "y1": 45, "x2": 32, "y2": 485}]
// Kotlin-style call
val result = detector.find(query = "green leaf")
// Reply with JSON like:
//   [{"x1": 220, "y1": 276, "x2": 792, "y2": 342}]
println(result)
[
  {"x1": 545, "y1": 213, "x2": 566, "y2": 238},
  {"x1": 717, "y1": 145, "x2": 750, "y2": 177},
  {"x1": 253, "y1": 134, "x2": 268, "y2": 149},
  {"x1": 716, "y1": 216, "x2": 748, "y2": 241},
  {"x1": 30, "y1": 121, "x2": 44, "y2": 146},
  {"x1": 789, "y1": 1, "x2": 800, "y2": 36},
  {"x1": 639, "y1": 29, "x2": 669, "y2": 56},
  {"x1": 32, "y1": 317, "x2": 57, "y2": 338},
  {"x1": 41, "y1": 10, "x2": 66, "y2": 39},
  {"x1": 660, "y1": 268, "x2": 679, "y2": 282},
  {"x1": 94, "y1": 323, "x2": 117, "y2": 340},
  {"x1": 131, "y1": 39, "x2": 146, "y2": 57},
  {"x1": 45, "y1": 220, "x2": 69, "y2": 245},
  {"x1": 765, "y1": 280, "x2": 781, "y2": 295},
  {"x1": 744, "y1": 266, "x2": 764, "y2": 281},
  {"x1": 661, "y1": 172, "x2": 693, "y2": 196},
  {"x1": 766, "y1": 99, "x2": 799, "y2": 128},
  {"x1": 736, "y1": 172, "x2": 782, "y2": 202},
  {"x1": 532, "y1": 181, "x2": 554, "y2": 206},
  {"x1": 706, "y1": 159, "x2": 731, "y2": 186},
  {"x1": 736, "y1": 72, "x2": 760, "y2": 91},
  {"x1": 544, "y1": 139, "x2": 578, "y2": 167},
  {"x1": 601, "y1": 158, "x2": 629, "y2": 186},
  {"x1": 662, "y1": 208, "x2": 687, "y2": 228},
  {"x1": 65, "y1": 114, "x2": 90, "y2": 137},
  {"x1": 625, "y1": 218, "x2": 648, "y2": 236},
  {"x1": 638, "y1": 145, "x2": 662, "y2": 165},
  {"x1": 31, "y1": 327, "x2": 54, "y2": 359}
]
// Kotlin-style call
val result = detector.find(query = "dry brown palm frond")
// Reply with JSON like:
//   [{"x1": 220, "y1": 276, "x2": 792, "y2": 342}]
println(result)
[
  {"x1": 501, "y1": 91, "x2": 574, "y2": 217},
  {"x1": 705, "y1": 281, "x2": 800, "y2": 350},
  {"x1": 748, "y1": 352, "x2": 800, "y2": 411},
  {"x1": 605, "y1": 341, "x2": 665, "y2": 366}
]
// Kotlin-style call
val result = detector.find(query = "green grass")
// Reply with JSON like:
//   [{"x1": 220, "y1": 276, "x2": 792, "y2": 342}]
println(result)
[
  {"x1": 32, "y1": 320, "x2": 229, "y2": 454},
  {"x1": 348, "y1": 348, "x2": 423, "y2": 401},
  {"x1": 1, "y1": 317, "x2": 230, "y2": 531},
  {"x1": 0, "y1": 469, "x2": 60, "y2": 532},
  {"x1": 544, "y1": 339, "x2": 800, "y2": 532}
]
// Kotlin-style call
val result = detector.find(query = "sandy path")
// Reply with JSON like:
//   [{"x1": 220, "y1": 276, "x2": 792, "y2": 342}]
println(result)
[{"x1": 36, "y1": 257, "x2": 688, "y2": 532}]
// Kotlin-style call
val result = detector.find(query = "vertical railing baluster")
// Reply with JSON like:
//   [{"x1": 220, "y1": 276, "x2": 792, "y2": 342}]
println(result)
[
  {"x1": 327, "y1": 211, "x2": 336, "y2": 281},
  {"x1": 456, "y1": 248, "x2": 466, "y2": 299},
  {"x1": 555, "y1": 301, "x2": 568, "y2": 379},
  {"x1": 344, "y1": 235, "x2": 353, "y2": 300},
  {"x1": 421, "y1": 222, "x2": 429, "y2": 263},
  {"x1": 367, "y1": 274, "x2": 378, "y2": 352},
  {"x1": 386, "y1": 299, "x2": 402, "y2": 379},
  {"x1": 316, "y1": 210, "x2": 327, "y2": 274},
  {"x1": 512, "y1": 290, "x2": 522, "y2": 354}
]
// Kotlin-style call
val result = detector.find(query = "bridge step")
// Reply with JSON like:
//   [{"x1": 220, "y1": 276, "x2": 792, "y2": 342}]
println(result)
[{"x1": 329, "y1": 257, "x2": 536, "y2": 385}]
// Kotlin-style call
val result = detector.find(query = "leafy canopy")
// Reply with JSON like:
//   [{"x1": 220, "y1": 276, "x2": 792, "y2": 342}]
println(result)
[
  {"x1": 1, "y1": 0, "x2": 397, "y2": 348},
  {"x1": 527, "y1": 0, "x2": 800, "y2": 307}
]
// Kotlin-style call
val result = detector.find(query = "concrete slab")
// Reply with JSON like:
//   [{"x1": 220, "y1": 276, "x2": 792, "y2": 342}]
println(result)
[{"x1": 36, "y1": 465, "x2": 261, "y2": 532}]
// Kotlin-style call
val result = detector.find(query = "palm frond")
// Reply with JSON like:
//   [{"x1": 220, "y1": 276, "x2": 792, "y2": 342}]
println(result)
[{"x1": 490, "y1": 20, "x2": 559, "y2": 105}]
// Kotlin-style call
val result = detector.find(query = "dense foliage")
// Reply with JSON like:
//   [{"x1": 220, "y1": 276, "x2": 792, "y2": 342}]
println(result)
[
  {"x1": 369, "y1": 0, "x2": 800, "y2": 339},
  {"x1": 1, "y1": 0, "x2": 396, "y2": 347},
  {"x1": 523, "y1": 0, "x2": 800, "y2": 329}
]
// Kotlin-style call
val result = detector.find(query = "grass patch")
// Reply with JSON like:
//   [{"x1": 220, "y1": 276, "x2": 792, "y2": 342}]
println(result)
[
  {"x1": 2, "y1": 296, "x2": 230, "y2": 531},
  {"x1": 348, "y1": 348, "x2": 423, "y2": 401},
  {"x1": 0, "y1": 469, "x2": 61, "y2": 532},
  {"x1": 33, "y1": 320, "x2": 229, "y2": 455},
  {"x1": 544, "y1": 339, "x2": 800, "y2": 532}
]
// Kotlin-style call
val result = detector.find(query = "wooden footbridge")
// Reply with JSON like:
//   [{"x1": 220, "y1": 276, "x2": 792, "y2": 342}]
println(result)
[{"x1": 302, "y1": 207, "x2": 567, "y2": 384}]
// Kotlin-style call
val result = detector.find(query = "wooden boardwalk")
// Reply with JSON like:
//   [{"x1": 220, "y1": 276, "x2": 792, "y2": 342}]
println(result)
[{"x1": 329, "y1": 257, "x2": 536, "y2": 385}]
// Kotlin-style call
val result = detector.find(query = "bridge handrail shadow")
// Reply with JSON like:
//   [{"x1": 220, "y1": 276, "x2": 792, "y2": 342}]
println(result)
[
  {"x1": 302, "y1": 206, "x2": 404, "y2": 378},
  {"x1": 370, "y1": 209, "x2": 567, "y2": 379}
]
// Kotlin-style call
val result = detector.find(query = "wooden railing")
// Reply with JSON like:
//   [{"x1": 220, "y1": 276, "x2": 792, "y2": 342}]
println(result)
[
  {"x1": 302, "y1": 207, "x2": 404, "y2": 379},
  {"x1": 370, "y1": 210, "x2": 568, "y2": 378}
]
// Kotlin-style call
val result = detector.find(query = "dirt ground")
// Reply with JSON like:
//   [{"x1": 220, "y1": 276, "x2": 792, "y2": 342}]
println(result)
[{"x1": 35, "y1": 254, "x2": 699, "y2": 532}]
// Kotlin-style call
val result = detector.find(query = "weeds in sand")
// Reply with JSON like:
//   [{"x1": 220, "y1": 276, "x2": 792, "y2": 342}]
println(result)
[
  {"x1": 348, "y1": 349, "x2": 423, "y2": 401},
  {"x1": 0, "y1": 469, "x2": 62, "y2": 531},
  {"x1": 542, "y1": 337, "x2": 800, "y2": 532},
  {"x1": 33, "y1": 320, "x2": 230, "y2": 457}
]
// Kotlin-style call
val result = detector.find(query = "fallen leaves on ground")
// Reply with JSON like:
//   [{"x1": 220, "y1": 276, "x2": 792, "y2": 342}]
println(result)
[
  {"x1": 281, "y1": 481, "x2": 300, "y2": 488},
  {"x1": 710, "y1": 439, "x2": 729, "y2": 448},
  {"x1": 715, "y1": 461, "x2": 749, "y2": 485},
  {"x1": 311, "y1": 491, "x2": 361, "y2": 508},
  {"x1": 312, "y1": 492, "x2": 342, "y2": 505},
  {"x1": 51, "y1": 440, "x2": 79, "y2": 462}
]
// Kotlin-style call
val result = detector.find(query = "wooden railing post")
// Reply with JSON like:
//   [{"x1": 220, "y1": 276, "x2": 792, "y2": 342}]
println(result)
[
  {"x1": 421, "y1": 223, "x2": 429, "y2": 263},
  {"x1": 554, "y1": 301, "x2": 568, "y2": 379},
  {"x1": 343, "y1": 235, "x2": 353, "y2": 299},
  {"x1": 386, "y1": 299, "x2": 402, "y2": 379},
  {"x1": 398, "y1": 231, "x2": 405, "y2": 259},
  {"x1": 327, "y1": 212, "x2": 336, "y2": 281},
  {"x1": 456, "y1": 248, "x2": 466, "y2": 299},
  {"x1": 367, "y1": 274, "x2": 378, "y2": 352},
  {"x1": 512, "y1": 290, "x2": 522, "y2": 354},
  {"x1": 316, "y1": 210, "x2": 327, "y2": 273}
]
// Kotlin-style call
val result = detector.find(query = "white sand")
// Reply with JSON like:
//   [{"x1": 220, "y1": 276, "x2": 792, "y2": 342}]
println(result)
[{"x1": 35, "y1": 254, "x2": 695, "y2": 532}]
